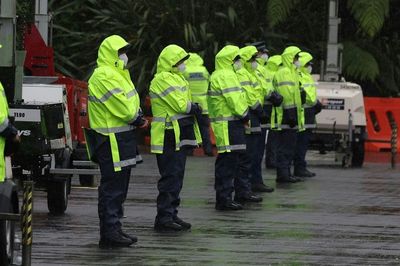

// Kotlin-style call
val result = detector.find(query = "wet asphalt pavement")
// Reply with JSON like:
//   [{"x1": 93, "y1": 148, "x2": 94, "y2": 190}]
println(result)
[{"x1": 27, "y1": 152, "x2": 400, "y2": 265}]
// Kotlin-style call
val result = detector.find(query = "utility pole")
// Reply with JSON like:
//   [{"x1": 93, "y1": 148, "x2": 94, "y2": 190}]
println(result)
[{"x1": 324, "y1": 0, "x2": 342, "y2": 81}]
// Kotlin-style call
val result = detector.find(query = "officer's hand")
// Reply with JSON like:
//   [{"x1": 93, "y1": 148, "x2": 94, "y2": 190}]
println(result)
[
  {"x1": 269, "y1": 91, "x2": 283, "y2": 107},
  {"x1": 315, "y1": 100, "x2": 323, "y2": 114},
  {"x1": 138, "y1": 118, "x2": 149, "y2": 129}
]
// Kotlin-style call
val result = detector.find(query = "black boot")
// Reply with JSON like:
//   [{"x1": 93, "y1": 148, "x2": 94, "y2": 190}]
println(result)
[
  {"x1": 234, "y1": 192, "x2": 263, "y2": 203},
  {"x1": 99, "y1": 232, "x2": 133, "y2": 248},
  {"x1": 251, "y1": 183, "x2": 275, "y2": 193},
  {"x1": 154, "y1": 221, "x2": 184, "y2": 232},
  {"x1": 118, "y1": 229, "x2": 138, "y2": 243},
  {"x1": 173, "y1": 216, "x2": 191, "y2": 230},
  {"x1": 276, "y1": 176, "x2": 299, "y2": 183},
  {"x1": 215, "y1": 199, "x2": 243, "y2": 211},
  {"x1": 294, "y1": 168, "x2": 315, "y2": 177}
]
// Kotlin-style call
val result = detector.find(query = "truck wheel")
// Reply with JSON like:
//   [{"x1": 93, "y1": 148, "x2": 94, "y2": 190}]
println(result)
[
  {"x1": 47, "y1": 178, "x2": 68, "y2": 215},
  {"x1": 79, "y1": 175, "x2": 96, "y2": 187},
  {"x1": 0, "y1": 205, "x2": 15, "y2": 266},
  {"x1": 351, "y1": 140, "x2": 365, "y2": 167}
]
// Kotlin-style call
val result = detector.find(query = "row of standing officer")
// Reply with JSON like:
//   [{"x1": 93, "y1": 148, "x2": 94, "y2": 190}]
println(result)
[{"x1": 85, "y1": 35, "x2": 321, "y2": 248}]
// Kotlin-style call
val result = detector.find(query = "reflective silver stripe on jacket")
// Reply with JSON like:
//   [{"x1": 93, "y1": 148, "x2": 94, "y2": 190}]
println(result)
[
  {"x1": 283, "y1": 104, "x2": 296, "y2": 109},
  {"x1": 208, "y1": 86, "x2": 242, "y2": 96},
  {"x1": 151, "y1": 145, "x2": 164, "y2": 151},
  {"x1": 303, "y1": 101, "x2": 317, "y2": 108},
  {"x1": 251, "y1": 102, "x2": 261, "y2": 110},
  {"x1": 95, "y1": 125, "x2": 135, "y2": 134},
  {"x1": 114, "y1": 158, "x2": 136, "y2": 168},
  {"x1": 149, "y1": 86, "x2": 186, "y2": 99},
  {"x1": 1, "y1": 90, "x2": 6, "y2": 97},
  {"x1": 217, "y1": 144, "x2": 246, "y2": 151},
  {"x1": 152, "y1": 117, "x2": 172, "y2": 127},
  {"x1": 210, "y1": 116, "x2": 240, "y2": 122},
  {"x1": 126, "y1": 88, "x2": 138, "y2": 99},
  {"x1": 170, "y1": 114, "x2": 192, "y2": 121},
  {"x1": 0, "y1": 117, "x2": 9, "y2": 132},
  {"x1": 240, "y1": 81, "x2": 252, "y2": 86},
  {"x1": 191, "y1": 92, "x2": 208, "y2": 97},
  {"x1": 277, "y1": 81, "x2": 295, "y2": 87},
  {"x1": 302, "y1": 83, "x2": 314, "y2": 88},
  {"x1": 248, "y1": 126, "x2": 262, "y2": 132},
  {"x1": 179, "y1": 139, "x2": 198, "y2": 147},
  {"x1": 253, "y1": 82, "x2": 259, "y2": 87},
  {"x1": 264, "y1": 100, "x2": 273, "y2": 105},
  {"x1": 186, "y1": 102, "x2": 192, "y2": 113},
  {"x1": 88, "y1": 88, "x2": 123, "y2": 103},
  {"x1": 280, "y1": 125, "x2": 298, "y2": 129},
  {"x1": 265, "y1": 78, "x2": 271, "y2": 83}
]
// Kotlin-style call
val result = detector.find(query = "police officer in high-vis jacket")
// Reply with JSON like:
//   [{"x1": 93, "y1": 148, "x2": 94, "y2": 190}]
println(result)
[
  {"x1": 150, "y1": 45, "x2": 201, "y2": 231},
  {"x1": 87, "y1": 35, "x2": 145, "y2": 248},
  {"x1": 273, "y1": 46, "x2": 303, "y2": 183},
  {"x1": 208, "y1": 45, "x2": 252, "y2": 210},
  {"x1": 294, "y1": 52, "x2": 322, "y2": 177},
  {"x1": 260, "y1": 55, "x2": 283, "y2": 169},
  {"x1": 0, "y1": 80, "x2": 20, "y2": 183},
  {"x1": 183, "y1": 52, "x2": 213, "y2": 156}
]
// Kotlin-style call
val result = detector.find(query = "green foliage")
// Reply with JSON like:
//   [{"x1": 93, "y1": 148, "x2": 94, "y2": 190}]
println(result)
[
  {"x1": 16, "y1": 0, "x2": 34, "y2": 50},
  {"x1": 347, "y1": 0, "x2": 389, "y2": 38},
  {"x1": 342, "y1": 41, "x2": 379, "y2": 81},
  {"x1": 48, "y1": 0, "x2": 399, "y2": 96},
  {"x1": 267, "y1": 0, "x2": 300, "y2": 28}
]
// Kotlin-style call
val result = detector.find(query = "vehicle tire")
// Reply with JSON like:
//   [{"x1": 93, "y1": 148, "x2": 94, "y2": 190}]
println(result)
[
  {"x1": 351, "y1": 140, "x2": 365, "y2": 167},
  {"x1": 74, "y1": 148, "x2": 95, "y2": 187},
  {"x1": 47, "y1": 178, "x2": 68, "y2": 215},
  {"x1": 0, "y1": 204, "x2": 15, "y2": 266}
]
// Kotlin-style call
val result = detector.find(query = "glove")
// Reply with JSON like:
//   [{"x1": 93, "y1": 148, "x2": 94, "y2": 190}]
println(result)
[
  {"x1": 131, "y1": 109, "x2": 145, "y2": 126},
  {"x1": 268, "y1": 91, "x2": 283, "y2": 107},
  {"x1": 314, "y1": 100, "x2": 323, "y2": 114},
  {"x1": 300, "y1": 89, "x2": 306, "y2": 105},
  {"x1": 189, "y1": 103, "x2": 202, "y2": 115}
]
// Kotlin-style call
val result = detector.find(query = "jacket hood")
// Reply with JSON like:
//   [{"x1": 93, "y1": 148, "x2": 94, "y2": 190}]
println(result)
[
  {"x1": 97, "y1": 35, "x2": 130, "y2": 69},
  {"x1": 299, "y1": 52, "x2": 313, "y2": 67},
  {"x1": 281, "y1": 46, "x2": 301, "y2": 68},
  {"x1": 239, "y1": 46, "x2": 258, "y2": 62},
  {"x1": 156, "y1": 44, "x2": 189, "y2": 73},
  {"x1": 266, "y1": 55, "x2": 282, "y2": 71},
  {"x1": 215, "y1": 45, "x2": 240, "y2": 70},
  {"x1": 186, "y1": 52, "x2": 204, "y2": 66},
  {"x1": 240, "y1": 46, "x2": 258, "y2": 72}
]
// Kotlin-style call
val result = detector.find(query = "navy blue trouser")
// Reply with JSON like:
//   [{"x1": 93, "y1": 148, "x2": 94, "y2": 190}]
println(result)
[
  {"x1": 197, "y1": 114, "x2": 213, "y2": 154},
  {"x1": 215, "y1": 151, "x2": 251, "y2": 203},
  {"x1": 97, "y1": 140, "x2": 131, "y2": 238},
  {"x1": 155, "y1": 130, "x2": 187, "y2": 225},
  {"x1": 247, "y1": 129, "x2": 266, "y2": 185},
  {"x1": 265, "y1": 130, "x2": 278, "y2": 168},
  {"x1": 294, "y1": 129, "x2": 311, "y2": 171},
  {"x1": 276, "y1": 129, "x2": 298, "y2": 178}
]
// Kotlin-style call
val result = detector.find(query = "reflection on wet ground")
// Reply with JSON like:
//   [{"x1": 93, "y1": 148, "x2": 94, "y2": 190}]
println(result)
[{"x1": 30, "y1": 154, "x2": 400, "y2": 265}]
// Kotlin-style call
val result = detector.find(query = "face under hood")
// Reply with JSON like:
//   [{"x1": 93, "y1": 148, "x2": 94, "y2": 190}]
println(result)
[
  {"x1": 186, "y1": 52, "x2": 204, "y2": 66},
  {"x1": 266, "y1": 55, "x2": 282, "y2": 71},
  {"x1": 156, "y1": 44, "x2": 189, "y2": 73},
  {"x1": 215, "y1": 45, "x2": 240, "y2": 70},
  {"x1": 299, "y1": 52, "x2": 313, "y2": 67},
  {"x1": 97, "y1": 35, "x2": 130, "y2": 68},
  {"x1": 281, "y1": 46, "x2": 301, "y2": 68}
]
